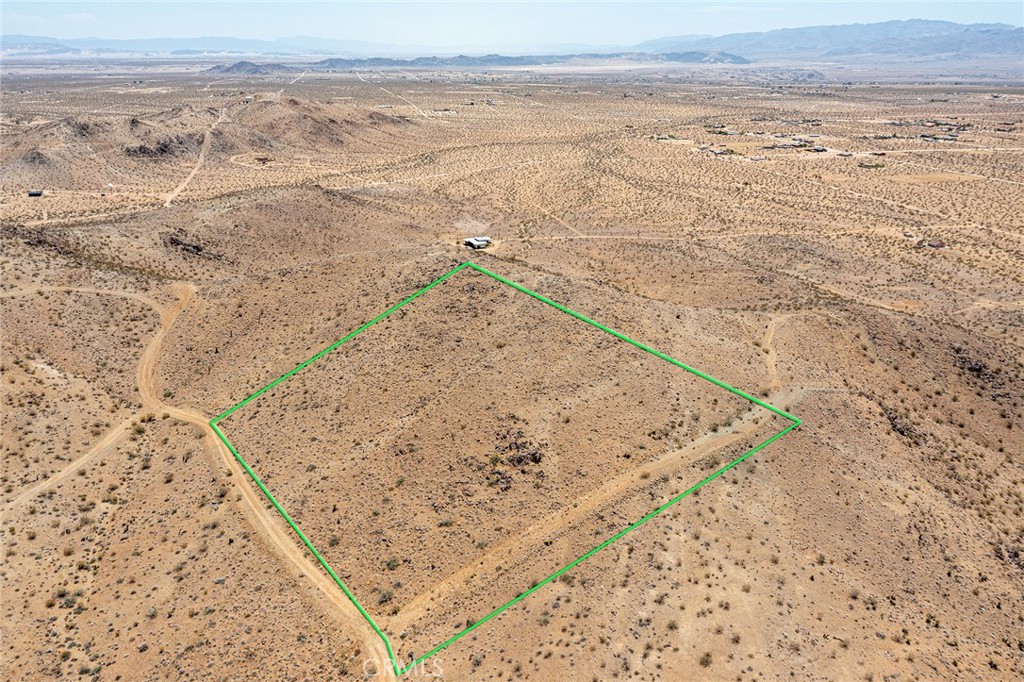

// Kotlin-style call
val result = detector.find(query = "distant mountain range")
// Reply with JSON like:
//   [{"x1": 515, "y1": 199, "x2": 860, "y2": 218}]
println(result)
[
  {"x1": 206, "y1": 52, "x2": 749, "y2": 74},
  {"x1": 3, "y1": 19, "x2": 1021, "y2": 63},
  {"x1": 0, "y1": 34, "x2": 409, "y2": 57},
  {"x1": 633, "y1": 19, "x2": 1022, "y2": 60}
]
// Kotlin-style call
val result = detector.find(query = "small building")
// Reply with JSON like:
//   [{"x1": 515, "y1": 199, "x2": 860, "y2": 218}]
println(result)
[
  {"x1": 27, "y1": 189, "x2": 43, "y2": 197},
  {"x1": 464, "y1": 236, "x2": 492, "y2": 250}
]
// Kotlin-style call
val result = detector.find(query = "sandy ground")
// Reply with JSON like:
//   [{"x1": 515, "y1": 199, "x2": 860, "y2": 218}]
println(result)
[{"x1": 1, "y1": 68, "x2": 1022, "y2": 681}]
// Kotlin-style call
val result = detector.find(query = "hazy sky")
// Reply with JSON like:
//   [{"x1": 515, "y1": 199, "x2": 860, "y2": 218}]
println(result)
[{"x1": 4, "y1": 1, "x2": 1022, "y2": 48}]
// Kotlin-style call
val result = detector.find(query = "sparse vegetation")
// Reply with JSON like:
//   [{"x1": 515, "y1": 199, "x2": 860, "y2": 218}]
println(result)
[{"x1": 2, "y1": 65, "x2": 1022, "y2": 682}]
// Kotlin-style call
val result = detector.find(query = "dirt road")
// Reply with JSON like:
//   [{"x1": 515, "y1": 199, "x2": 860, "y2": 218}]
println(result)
[
  {"x1": 1, "y1": 413, "x2": 136, "y2": 516},
  {"x1": 164, "y1": 108, "x2": 227, "y2": 207},
  {"x1": 397, "y1": 382, "x2": 810, "y2": 630},
  {"x1": 0, "y1": 281, "x2": 395, "y2": 677},
  {"x1": 2, "y1": 279, "x2": 821, "y2": 678}
]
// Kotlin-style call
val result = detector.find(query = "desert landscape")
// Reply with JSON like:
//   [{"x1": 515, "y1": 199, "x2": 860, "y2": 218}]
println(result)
[{"x1": 2, "y1": 54, "x2": 1023, "y2": 682}]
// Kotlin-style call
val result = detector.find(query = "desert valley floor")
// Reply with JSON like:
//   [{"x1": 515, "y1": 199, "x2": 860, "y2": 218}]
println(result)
[{"x1": 1, "y1": 65, "x2": 1023, "y2": 681}]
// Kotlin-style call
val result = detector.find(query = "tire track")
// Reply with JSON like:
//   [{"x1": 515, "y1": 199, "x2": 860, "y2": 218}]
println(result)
[
  {"x1": 164, "y1": 108, "x2": 227, "y2": 207},
  {"x1": 0, "y1": 282, "x2": 394, "y2": 677}
]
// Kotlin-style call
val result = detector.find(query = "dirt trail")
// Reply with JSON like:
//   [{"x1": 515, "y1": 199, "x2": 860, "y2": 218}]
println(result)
[
  {"x1": 135, "y1": 281, "x2": 193, "y2": 406},
  {"x1": 164, "y1": 108, "x2": 227, "y2": 207},
  {"x1": 891, "y1": 158, "x2": 1024, "y2": 188},
  {"x1": 0, "y1": 284, "x2": 177, "y2": 515},
  {"x1": 397, "y1": 385, "x2": 811, "y2": 628},
  {"x1": 761, "y1": 313, "x2": 823, "y2": 390},
  {"x1": 1, "y1": 414, "x2": 137, "y2": 516},
  {"x1": 761, "y1": 313, "x2": 824, "y2": 388},
  {"x1": 744, "y1": 161, "x2": 1017, "y2": 241},
  {"x1": 0, "y1": 281, "x2": 394, "y2": 677},
  {"x1": 0, "y1": 280, "x2": 825, "y2": 675},
  {"x1": 322, "y1": 158, "x2": 545, "y2": 194},
  {"x1": 355, "y1": 70, "x2": 434, "y2": 124},
  {"x1": 164, "y1": 403, "x2": 396, "y2": 676},
  {"x1": 745, "y1": 163, "x2": 946, "y2": 221},
  {"x1": 24, "y1": 209, "x2": 147, "y2": 229},
  {"x1": 764, "y1": 318, "x2": 781, "y2": 388},
  {"x1": 2, "y1": 285, "x2": 191, "y2": 514},
  {"x1": 377, "y1": 86, "x2": 431, "y2": 120},
  {"x1": 397, "y1": 320, "x2": 835, "y2": 633},
  {"x1": 528, "y1": 200, "x2": 586, "y2": 237},
  {"x1": 954, "y1": 298, "x2": 1024, "y2": 314}
]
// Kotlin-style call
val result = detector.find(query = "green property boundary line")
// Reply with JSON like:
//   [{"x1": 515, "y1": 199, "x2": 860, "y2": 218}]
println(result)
[{"x1": 209, "y1": 260, "x2": 801, "y2": 677}]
